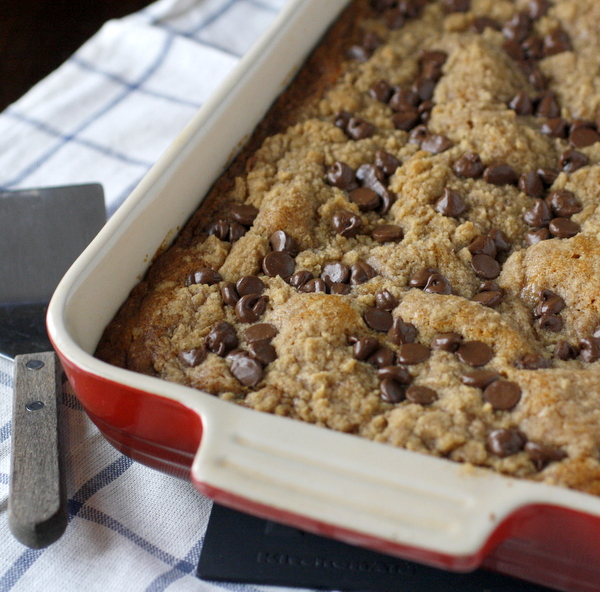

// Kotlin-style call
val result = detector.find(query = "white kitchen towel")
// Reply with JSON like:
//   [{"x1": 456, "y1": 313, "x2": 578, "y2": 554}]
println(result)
[{"x1": 0, "y1": 0, "x2": 330, "y2": 590}]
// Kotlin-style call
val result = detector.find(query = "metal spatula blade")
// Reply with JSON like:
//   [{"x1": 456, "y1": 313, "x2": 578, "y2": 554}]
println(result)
[{"x1": 0, "y1": 184, "x2": 105, "y2": 548}]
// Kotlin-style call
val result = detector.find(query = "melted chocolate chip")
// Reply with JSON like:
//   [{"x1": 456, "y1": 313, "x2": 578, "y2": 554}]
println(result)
[
  {"x1": 244, "y1": 323, "x2": 277, "y2": 344},
  {"x1": 299, "y1": 278, "x2": 328, "y2": 293},
  {"x1": 461, "y1": 369, "x2": 500, "y2": 388},
  {"x1": 545, "y1": 190, "x2": 582, "y2": 218},
  {"x1": 549, "y1": 217, "x2": 580, "y2": 238},
  {"x1": 525, "y1": 441, "x2": 567, "y2": 471},
  {"x1": 518, "y1": 171, "x2": 545, "y2": 198},
  {"x1": 554, "y1": 340, "x2": 578, "y2": 360},
  {"x1": 435, "y1": 188, "x2": 467, "y2": 217},
  {"x1": 350, "y1": 187, "x2": 381, "y2": 212},
  {"x1": 424, "y1": 273, "x2": 452, "y2": 295},
  {"x1": 380, "y1": 378, "x2": 406, "y2": 403},
  {"x1": 326, "y1": 161, "x2": 358, "y2": 190},
  {"x1": 179, "y1": 347, "x2": 207, "y2": 367},
  {"x1": 431, "y1": 333, "x2": 462, "y2": 352},
  {"x1": 396, "y1": 343, "x2": 430, "y2": 365},
  {"x1": 372, "y1": 224, "x2": 404, "y2": 243},
  {"x1": 350, "y1": 261, "x2": 377, "y2": 284},
  {"x1": 353, "y1": 336, "x2": 380, "y2": 361},
  {"x1": 235, "y1": 294, "x2": 268, "y2": 324},
  {"x1": 471, "y1": 253, "x2": 501, "y2": 280},
  {"x1": 559, "y1": 149, "x2": 588, "y2": 173},
  {"x1": 262, "y1": 251, "x2": 295, "y2": 279},
  {"x1": 456, "y1": 341, "x2": 494, "y2": 366},
  {"x1": 406, "y1": 385, "x2": 438, "y2": 405},
  {"x1": 483, "y1": 164, "x2": 518, "y2": 186},
  {"x1": 270, "y1": 230, "x2": 299, "y2": 256},
  {"x1": 247, "y1": 341, "x2": 277, "y2": 366},
  {"x1": 375, "y1": 289, "x2": 399, "y2": 311},
  {"x1": 187, "y1": 267, "x2": 223, "y2": 286},
  {"x1": 206, "y1": 322, "x2": 238, "y2": 357},
  {"x1": 236, "y1": 275, "x2": 265, "y2": 296},
  {"x1": 230, "y1": 353, "x2": 264, "y2": 387},
  {"x1": 221, "y1": 283, "x2": 240, "y2": 306},
  {"x1": 523, "y1": 198, "x2": 552, "y2": 228},
  {"x1": 230, "y1": 204, "x2": 259, "y2": 227},
  {"x1": 488, "y1": 428, "x2": 527, "y2": 457},
  {"x1": 421, "y1": 134, "x2": 453, "y2": 154},
  {"x1": 387, "y1": 317, "x2": 418, "y2": 345},
  {"x1": 483, "y1": 380, "x2": 522, "y2": 410},
  {"x1": 332, "y1": 210, "x2": 363, "y2": 238},
  {"x1": 453, "y1": 152, "x2": 484, "y2": 178},
  {"x1": 364, "y1": 308, "x2": 394, "y2": 332}
]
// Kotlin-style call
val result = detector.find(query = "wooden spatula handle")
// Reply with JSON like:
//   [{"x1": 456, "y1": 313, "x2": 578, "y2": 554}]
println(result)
[{"x1": 8, "y1": 351, "x2": 68, "y2": 548}]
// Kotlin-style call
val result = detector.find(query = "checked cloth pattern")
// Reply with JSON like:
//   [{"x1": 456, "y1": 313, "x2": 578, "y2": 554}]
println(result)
[{"x1": 0, "y1": 0, "x2": 327, "y2": 590}]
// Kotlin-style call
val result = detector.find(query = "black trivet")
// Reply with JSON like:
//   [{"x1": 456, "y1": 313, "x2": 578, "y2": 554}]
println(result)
[{"x1": 198, "y1": 504, "x2": 554, "y2": 591}]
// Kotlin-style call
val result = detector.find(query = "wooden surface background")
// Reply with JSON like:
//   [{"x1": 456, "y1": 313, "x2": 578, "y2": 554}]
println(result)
[{"x1": 0, "y1": 0, "x2": 154, "y2": 112}]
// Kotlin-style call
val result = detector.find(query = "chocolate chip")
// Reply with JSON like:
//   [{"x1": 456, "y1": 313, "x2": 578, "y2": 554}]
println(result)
[
  {"x1": 330, "y1": 282, "x2": 352, "y2": 295},
  {"x1": 270, "y1": 230, "x2": 299, "y2": 256},
  {"x1": 364, "y1": 308, "x2": 394, "y2": 332},
  {"x1": 228, "y1": 222, "x2": 247, "y2": 242},
  {"x1": 370, "y1": 0, "x2": 396, "y2": 14},
  {"x1": 377, "y1": 365, "x2": 412, "y2": 384},
  {"x1": 412, "y1": 76, "x2": 436, "y2": 102},
  {"x1": 187, "y1": 267, "x2": 223, "y2": 286},
  {"x1": 368, "y1": 346, "x2": 396, "y2": 368},
  {"x1": 374, "y1": 150, "x2": 401, "y2": 176},
  {"x1": 523, "y1": 198, "x2": 552, "y2": 227},
  {"x1": 321, "y1": 262, "x2": 350, "y2": 286},
  {"x1": 372, "y1": 224, "x2": 404, "y2": 243},
  {"x1": 579, "y1": 337, "x2": 600, "y2": 362},
  {"x1": 369, "y1": 80, "x2": 393, "y2": 103},
  {"x1": 525, "y1": 442, "x2": 567, "y2": 471},
  {"x1": 421, "y1": 134, "x2": 453, "y2": 154},
  {"x1": 509, "y1": 91, "x2": 533, "y2": 116},
  {"x1": 502, "y1": 38, "x2": 525, "y2": 61},
  {"x1": 488, "y1": 428, "x2": 527, "y2": 457},
  {"x1": 570, "y1": 126, "x2": 600, "y2": 149},
  {"x1": 419, "y1": 50, "x2": 448, "y2": 80},
  {"x1": 471, "y1": 16, "x2": 501, "y2": 33},
  {"x1": 543, "y1": 27, "x2": 572, "y2": 57},
  {"x1": 483, "y1": 380, "x2": 522, "y2": 410},
  {"x1": 534, "y1": 290, "x2": 565, "y2": 317},
  {"x1": 326, "y1": 161, "x2": 358, "y2": 191},
  {"x1": 528, "y1": 65, "x2": 549, "y2": 92},
  {"x1": 471, "y1": 253, "x2": 501, "y2": 280},
  {"x1": 206, "y1": 321, "x2": 238, "y2": 357},
  {"x1": 559, "y1": 149, "x2": 588, "y2": 173},
  {"x1": 518, "y1": 171, "x2": 544, "y2": 199},
  {"x1": 334, "y1": 110, "x2": 352, "y2": 130},
  {"x1": 332, "y1": 210, "x2": 363, "y2": 238},
  {"x1": 461, "y1": 369, "x2": 500, "y2": 388},
  {"x1": 375, "y1": 289, "x2": 399, "y2": 311},
  {"x1": 350, "y1": 187, "x2": 381, "y2": 212},
  {"x1": 350, "y1": 261, "x2": 377, "y2": 284},
  {"x1": 236, "y1": 275, "x2": 266, "y2": 296},
  {"x1": 514, "y1": 354, "x2": 552, "y2": 369},
  {"x1": 396, "y1": 343, "x2": 430, "y2": 365},
  {"x1": 262, "y1": 251, "x2": 295, "y2": 279},
  {"x1": 299, "y1": 278, "x2": 328, "y2": 293},
  {"x1": 435, "y1": 188, "x2": 467, "y2": 217},
  {"x1": 522, "y1": 34, "x2": 545, "y2": 60},
  {"x1": 244, "y1": 323, "x2": 277, "y2": 343},
  {"x1": 456, "y1": 341, "x2": 494, "y2": 366},
  {"x1": 535, "y1": 92, "x2": 561, "y2": 119},
  {"x1": 389, "y1": 87, "x2": 420, "y2": 110},
  {"x1": 405, "y1": 385, "x2": 438, "y2": 405},
  {"x1": 382, "y1": 7, "x2": 406, "y2": 29},
  {"x1": 453, "y1": 152, "x2": 484, "y2": 178},
  {"x1": 537, "y1": 167, "x2": 559, "y2": 187},
  {"x1": 541, "y1": 117, "x2": 569, "y2": 138},
  {"x1": 392, "y1": 109, "x2": 421, "y2": 132},
  {"x1": 545, "y1": 190, "x2": 582, "y2": 218},
  {"x1": 479, "y1": 280, "x2": 501, "y2": 292},
  {"x1": 528, "y1": 0, "x2": 551, "y2": 19},
  {"x1": 483, "y1": 164, "x2": 518, "y2": 186},
  {"x1": 408, "y1": 124, "x2": 430, "y2": 146},
  {"x1": 347, "y1": 45, "x2": 371, "y2": 63},
  {"x1": 247, "y1": 341, "x2": 277, "y2": 366},
  {"x1": 554, "y1": 340, "x2": 578, "y2": 360},
  {"x1": 347, "y1": 117, "x2": 375, "y2": 140},
  {"x1": 353, "y1": 336, "x2": 381, "y2": 360},
  {"x1": 230, "y1": 353, "x2": 264, "y2": 387},
  {"x1": 221, "y1": 283, "x2": 240, "y2": 306},
  {"x1": 230, "y1": 204, "x2": 259, "y2": 227},
  {"x1": 380, "y1": 378, "x2": 406, "y2": 403},
  {"x1": 387, "y1": 317, "x2": 418, "y2": 345},
  {"x1": 538, "y1": 312, "x2": 563, "y2": 331},
  {"x1": 207, "y1": 219, "x2": 230, "y2": 241},
  {"x1": 468, "y1": 235, "x2": 497, "y2": 258},
  {"x1": 431, "y1": 333, "x2": 462, "y2": 352},
  {"x1": 424, "y1": 273, "x2": 452, "y2": 295},
  {"x1": 548, "y1": 217, "x2": 580, "y2": 238},
  {"x1": 235, "y1": 294, "x2": 268, "y2": 323},
  {"x1": 502, "y1": 12, "x2": 533, "y2": 43},
  {"x1": 526, "y1": 229, "x2": 546, "y2": 247},
  {"x1": 409, "y1": 267, "x2": 437, "y2": 288},
  {"x1": 471, "y1": 290, "x2": 503, "y2": 308},
  {"x1": 289, "y1": 270, "x2": 313, "y2": 289},
  {"x1": 443, "y1": 0, "x2": 470, "y2": 13},
  {"x1": 418, "y1": 101, "x2": 433, "y2": 124},
  {"x1": 488, "y1": 228, "x2": 510, "y2": 253},
  {"x1": 179, "y1": 347, "x2": 207, "y2": 367}
]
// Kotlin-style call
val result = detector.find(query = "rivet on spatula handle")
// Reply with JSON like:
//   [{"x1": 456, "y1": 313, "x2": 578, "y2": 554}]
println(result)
[{"x1": 9, "y1": 351, "x2": 68, "y2": 548}]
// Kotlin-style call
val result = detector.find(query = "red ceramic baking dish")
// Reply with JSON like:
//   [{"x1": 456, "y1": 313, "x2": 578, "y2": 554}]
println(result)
[{"x1": 47, "y1": 1, "x2": 600, "y2": 590}]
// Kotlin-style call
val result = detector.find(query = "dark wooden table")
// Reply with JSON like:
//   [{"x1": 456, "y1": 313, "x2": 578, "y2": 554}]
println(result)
[{"x1": 0, "y1": 0, "x2": 154, "y2": 112}]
